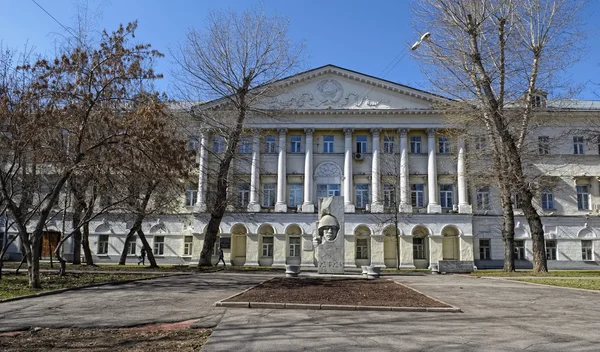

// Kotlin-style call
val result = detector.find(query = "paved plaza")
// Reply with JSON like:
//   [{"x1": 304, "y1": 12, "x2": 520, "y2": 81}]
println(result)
[{"x1": 1, "y1": 272, "x2": 599, "y2": 351}]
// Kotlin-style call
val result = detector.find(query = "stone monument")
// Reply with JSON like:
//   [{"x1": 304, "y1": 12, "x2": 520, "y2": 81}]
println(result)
[{"x1": 313, "y1": 196, "x2": 345, "y2": 274}]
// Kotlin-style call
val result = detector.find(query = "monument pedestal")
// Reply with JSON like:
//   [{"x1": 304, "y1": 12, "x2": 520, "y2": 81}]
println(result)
[{"x1": 314, "y1": 196, "x2": 345, "y2": 274}]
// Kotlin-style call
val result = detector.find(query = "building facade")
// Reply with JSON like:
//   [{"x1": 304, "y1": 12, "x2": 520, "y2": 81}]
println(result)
[{"x1": 4, "y1": 65, "x2": 600, "y2": 270}]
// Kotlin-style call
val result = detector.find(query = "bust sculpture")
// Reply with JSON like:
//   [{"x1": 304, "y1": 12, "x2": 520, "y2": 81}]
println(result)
[{"x1": 313, "y1": 213, "x2": 340, "y2": 246}]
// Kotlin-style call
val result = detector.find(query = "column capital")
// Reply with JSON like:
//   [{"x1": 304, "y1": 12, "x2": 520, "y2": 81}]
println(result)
[
  {"x1": 370, "y1": 128, "x2": 381, "y2": 136},
  {"x1": 343, "y1": 128, "x2": 354, "y2": 137},
  {"x1": 426, "y1": 128, "x2": 437, "y2": 137},
  {"x1": 398, "y1": 128, "x2": 409, "y2": 137},
  {"x1": 304, "y1": 128, "x2": 314, "y2": 136},
  {"x1": 277, "y1": 128, "x2": 288, "y2": 136}
]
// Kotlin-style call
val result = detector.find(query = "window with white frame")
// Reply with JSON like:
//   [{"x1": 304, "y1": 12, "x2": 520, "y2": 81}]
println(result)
[
  {"x1": 440, "y1": 184, "x2": 454, "y2": 208},
  {"x1": 582, "y1": 240, "x2": 593, "y2": 261},
  {"x1": 476, "y1": 186, "x2": 491, "y2": 210},
  {"x1": 262, "y1": 183, "x2": 276, "y2": 208},
  {"x1": 185, "y1": 183, "x2": 198, "y2": 207},
  {"x1": 356, "y1": 135, "x2": 367, "y2": 153},
  {"x1": 577, "y1": 185, "x2": 590, "y2": 210},
  {"x1": 262, "y1": 236, "x2": 273, "y2": 257},
  {"x1": 355, "y1": 184, "x2": 370, "y2": 209},
  {"x1": 479, "y1": 239, "x2": 491, "y2": 260},
  {"x1": 538, "y1": 136, "x2": 549, "y2": 155},
  {"x1": 97, "y1": 235, "x2": 109, "y2": 255},
  {"x1": 265, "y1": 135, "x2": 276, "y2": 153},
  {"x1": 475, "y1": 136, "x2": 487, "y2": 151},
  {"x1": 127, "y1": 236, "x2": 136, "y2": 255},
  {"x1": 438, "y1": 136, "x2": 451, "y2": 154},
  {"x1": 410, "y1": 136, "x2": 422, "y2": 153},
  {"x1": 187, "y1": 136, "x2": 199, "y2": 152},
  {"x1": 239, "y1": 136, "x2": 251, "y2": 154},
  {"x1": 356, "y1": 238, "x2": 369, "y2": 259},
  {"x1": 323, "y1": 135, "x2": 334, "y2": 153},
  {"x1": 541, "y1": 187, "x2": 554, "y2": 210},
  {"x1": 288, "y1": 184, "x2": 303, "y2": 208},
  {"x1": 573, "y1": 136, "x2": 584, "y2": 155},
  {"x1": 383, "y1": 184, "x2": 396, "y2": 208},
  {"x1": 383, "y1": 135, "x2": 395, "y2": 153},
  {"x1": 545, "y1": 240, "x2": 557, "y2": 260},
  {"x1": 411, "y1": 184, "x2": 424, "y2": 208},
  {"x1": 153, "y1": 236, "x2": 165, "y2": 255},
  {"x1": 213, "y1": 136, "x2": 225, "y2": 153},
  {"x1": 512, "y1": 193, "x2": 522, "y2": 209},
  {"x1": 290, "y1": 135, "x2": 302, "y2": 153},
  {"x1": 288, "y1": 237, "x2": 301, "y2": 257},
  {"x1": 238, "y1": 183, "x2": 250, "y2": 208},
  {"x1": 514, "y1": 240, "x2": 525, "y2": 260},
  {"x1": 317, "y1": 184, "x2": 340, "y2": 199},
  {"x1": 183, "y1": 236, "x2": 193, "y2": 256},
  {"x1": 413, "y1": 237, "x2": 426, "y2": 259}
]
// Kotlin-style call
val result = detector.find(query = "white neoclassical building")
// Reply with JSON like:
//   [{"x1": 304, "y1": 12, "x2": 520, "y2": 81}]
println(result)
[{"x1": 4, "y1": 65, "x2": 600, "y2": 270}]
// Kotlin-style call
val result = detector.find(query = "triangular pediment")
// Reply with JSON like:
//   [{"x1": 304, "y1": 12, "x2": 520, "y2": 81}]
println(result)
[{"x1": 255, "y1": 65, "x2": 449, "y2": 111}]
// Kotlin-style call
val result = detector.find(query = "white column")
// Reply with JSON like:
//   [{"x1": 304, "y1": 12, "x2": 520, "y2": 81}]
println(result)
[
  {"x1": 457, "y1": 138, "x2": 472, "y2": 214},
  {"x1": 247, "y1": 129, "x2": 261, "y2": 212},
  {"x1": 343, "y1": 128, "x2": 355, "y2": 213},
  {"x1": 195, "y1": 130, "x2": 209, "y2": 212},
  {"x1": 302, "y1": 128, "x2": 315, "y2": 213},
  {"x1": 275, "y1": 128, "x2": 288, "y2": 212},
  {"x1": 398, "y1": 128, "x2": 412, "y2": 213},
  {"x1": 370, "y1": 128, "x2": 383, "y2": 213},
  {"x1": 427, "y1": 128, "x2": 441, "y2": 213}
]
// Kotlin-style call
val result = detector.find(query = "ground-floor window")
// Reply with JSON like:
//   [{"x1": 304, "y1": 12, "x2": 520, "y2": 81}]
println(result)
[
  {"x1": 356, "y1": 238, "x2": 369, "y2": 259},
  {"x1": 98, "y1": 235, "x2": 109, "y2": 254},
  {"x1": 413, "y1": 237, "x2": 426, "y2": 259},
  {"x1": 514, "y1": 240, "x2": 525, "y2": 260},
  {"x1": 126, "y1": 236, "x2": 136, "y2": 255},
  {"x1": 262, "y1": 236, "x2": 273, "y2": 257},
  {"x1": 545, "y1": 240, "x2": 557, "y2": 261},
  {"x1": 479, "y1": 239, "x2": 491, "y2": 260},
  {"x1": 154, "y1": 236, "x2": 165, "y2": 255},
  {"x1": 183, "y1": 236, "x2": 193, "y2": 256},
  {"x1": 212, "y1": 237, "x2": 220, "y2": 256},
  {"x1": 582, "y1": 240, "x2": 593, "y2": 261},
  {"x1": 288, "y1": 236, "x2": 301, "y2": 257}
]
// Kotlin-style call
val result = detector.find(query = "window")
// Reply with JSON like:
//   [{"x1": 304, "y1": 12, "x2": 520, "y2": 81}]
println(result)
[
  {"x1": 323, "y1": 135, "x2": 334, "y2": 153},
  {"x1": 288, "y1": 237, "x2": 301, "y2": 257},
  {"x1": 533, "y1": 94, "x2": 546, "y2": 108},
  {"x1": 582, "y1": 240, "x2": 593, "y2": 261},
  {"x1": 355, "y1": 184, "x2": 370, "y2": 208},
  {"x1": 187, "y1": 136, "x2": 199, "y2": 152},
  {"x1": 213, "y1": 136, "x2": 225, "y2": 153},
  {"x1": 413, "y1": 237, "x2": 426, "y2": 259},
  {"x1": 538, "y1": 136, "x2": 549, "y2": 155},
  {"x1": 440, "y1": 184, "x2": 454, "y2": 209},
  {"x1": 383, "y1": 135, "x2": 395, "y2": 153},
  {"x1": 212, "y1": 237, "x2": 220, "y2": 256},
  {"x1": 577, "y1": 185, "x2": 590, "y2": 210},
  {"x1": 411, "y1": 184, "x2": 424, "y2": 208},
  {"x1": 288, "y1": 184, "x2": 303, "y2": 208},
  {"x1": 479, "y1": 239, "x2": 491, "y2": 260},
  {"x1": 183, "y1": 236, "x2": 193, "y2": 256},
  {"x1": 127, "y1": 236, "x2": 136, "y2": 255},
  {"x1": 512, "y1": 193, "x2": 522, "y2": 209},
  {"x1": 290, "y1": 135, "x2": 302, "y2": 153},
  {"x1": 262, "y1": 236, "x2": 273, "y2": 257},
  {"x1": 476, "y1": 186, "x2": 491, "y2": 210},
  {"x1": 185, "y1": 183, "x2": 198, "y2": 207},
  {"x1": 541, "y1": 187, "x2": 554, "y2": 210},
  {"x1": 356, "y1": 135, "x2": 367, "y2": 153},
  {"x1": 475, "y1": 136, "x2": 486, "y2": 151},
  {"x1": 514, "y1": 240, "x2": 525, "y2": 260},
  {"x1": 97, "y1": 235, "x2": 109, "y2": 255},
  {"x1": 356, "y1": 238, "x2": 369, "y2": 259},
  {"x1": 545, "y1": 240, "x2": 557, "y2": 260},
  {"x1": 438, "y1": 136, "x2": 450, "y2": 154},
  {"x1": 317, "y1": 184, "x2": 340, "y2": 199},
  {"x1": 573, "y1": 136, "x2": 584, "y2": 155},
  {"x1": 153, "y1": 236, "x2": 165, "y2": 255},
  {"x1": 383, "y1": 184, "x2": 396, "y2": 208},
  {"x1": 262, "y1": 183, "x2": 276, "y2": 208},
  {"x1": 265, "y1": 135, "x2": 276, "y2": 153},
  {"x1": 239, "y1": 136, "x2": 251, "y2": 154},
  {"x1": 238, "y1": 184, "x2": 250, "y2": 208},
  {"x1": 410, "y1": 136, "x2": 422, "y2": 153}
]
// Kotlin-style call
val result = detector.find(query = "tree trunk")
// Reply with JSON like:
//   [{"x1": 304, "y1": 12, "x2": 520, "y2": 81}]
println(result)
[
  {"x1": 500, "y1": 187, "x2": 516, "y2": 272},
  {"x1": 137, "y1": 228, "x2": 157, "y2": 268},
  {"x1": 71, "y1": 230, "x2": 82, "y2": 265},
  {"x1": 81, "y1": 223, "x2": 95, "y2": 266},
  {"x1": 520, "y1": 188, "x2": 548, "y2": 273},
  {"x1": 119, "y1": 220, "x2": 141, "y2": 265},
  {"x1": 27, "y1": 232, "x2": 42, "y2": 289}
]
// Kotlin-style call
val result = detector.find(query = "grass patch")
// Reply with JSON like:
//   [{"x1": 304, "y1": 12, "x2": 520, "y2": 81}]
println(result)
[
  {"x1": 514, "y1": 278, "x2": 600, "y2": 290},
  {"x1": 0, "y1": 272, "x2": 158, "y2": 300},
  {"x1": 471, "y1": 270, "x2": 600, "y2": 277},
  {"x1": 2, "y1": 262, "x2": 286, "y2": 272}
]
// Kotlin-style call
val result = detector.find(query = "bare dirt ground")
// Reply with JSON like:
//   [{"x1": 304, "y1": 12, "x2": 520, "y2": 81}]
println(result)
[{"x1": 225, "y1": 277, "x2": 450, "y2": 307}]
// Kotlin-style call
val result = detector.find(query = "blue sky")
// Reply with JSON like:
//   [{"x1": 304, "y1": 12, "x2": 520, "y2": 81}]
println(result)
[{"x1": 1, "y1": 0, "x2": 599, "y2": 99}]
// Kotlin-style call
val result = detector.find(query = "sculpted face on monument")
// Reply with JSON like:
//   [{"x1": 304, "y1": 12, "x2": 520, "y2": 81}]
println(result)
[{"x1": 317, "y1": 214, "x2": 340, "y2": 243}]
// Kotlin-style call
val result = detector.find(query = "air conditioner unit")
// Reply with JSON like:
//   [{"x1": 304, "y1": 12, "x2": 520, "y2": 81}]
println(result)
[{"x1": 354, "y1": 153, "x2": 364, "y2": 160}]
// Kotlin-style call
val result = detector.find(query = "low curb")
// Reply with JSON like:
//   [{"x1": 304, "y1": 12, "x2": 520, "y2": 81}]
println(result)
[
  {"x1": 0, "y1": 273, "x2": 189, "y2": 304},
  {"x1": 214, "y1": 300, "x2": 461, "y2": 312}
]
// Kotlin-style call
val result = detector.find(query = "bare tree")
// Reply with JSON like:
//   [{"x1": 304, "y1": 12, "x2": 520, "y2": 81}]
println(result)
[
  {"x1": 172, "y1": 6, "x2": 304, "y2": 267},
  {"x1": 412, "y1": 0, "x2": 585, "y2": 272}
]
